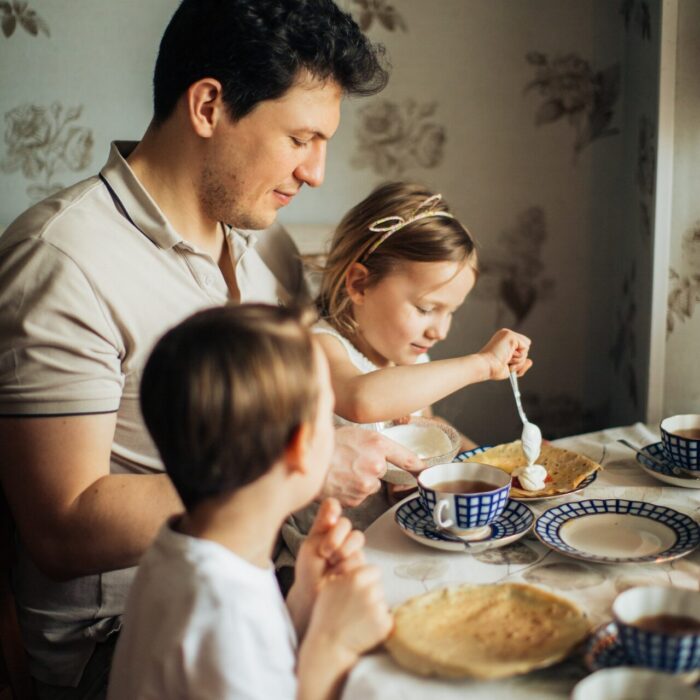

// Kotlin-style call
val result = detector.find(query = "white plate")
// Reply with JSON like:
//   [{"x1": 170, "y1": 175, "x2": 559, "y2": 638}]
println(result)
[
  {"x1": 636, "y1": 442, "x2": 700, "y2": 489},
  {"x1": 535, "y1": 499, "x2": 700, "y2": 564},
  {"x1": 394, "y1": 495, "x2": 534, "y2": 553},
  {"x1": 456, "y1": 446, "x2": 597, "y2": 501}
]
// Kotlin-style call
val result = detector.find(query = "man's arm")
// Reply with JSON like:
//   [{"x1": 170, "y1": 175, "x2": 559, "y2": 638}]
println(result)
[{"x1": 0, "y1": 414, "x2": 181, "y2": 581}]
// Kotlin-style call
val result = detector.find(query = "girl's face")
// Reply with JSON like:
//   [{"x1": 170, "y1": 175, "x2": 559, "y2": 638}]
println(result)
[{"x1": 349, "y1": 259, "x2": 476, "y2": 367}]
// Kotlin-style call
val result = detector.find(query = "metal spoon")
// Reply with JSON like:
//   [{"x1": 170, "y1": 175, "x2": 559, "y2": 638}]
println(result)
[
  {"x1": 617, "y1": 438, "x2": 700, "y2": 480},
  {"x1": 509, "y1": 370, "x2": 542, "y2": 464}
]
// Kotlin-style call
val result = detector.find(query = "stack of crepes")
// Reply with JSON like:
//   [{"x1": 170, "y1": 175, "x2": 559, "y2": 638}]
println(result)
[
  {"x1": 385, "y1": 583, "x2": 589, "y2": 680},
  {"x1": 462, "y1": 441, "x2": 602, "y2": 498}
]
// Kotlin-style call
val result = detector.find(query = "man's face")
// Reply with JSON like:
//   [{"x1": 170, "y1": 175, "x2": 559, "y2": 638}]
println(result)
[{"x1": 199, "y1": 75, "x2": 342, "y2": 230}]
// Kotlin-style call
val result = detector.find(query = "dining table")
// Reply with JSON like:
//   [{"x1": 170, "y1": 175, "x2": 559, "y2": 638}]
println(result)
[{"x1": 341, "y1": 422, "x2": 700, "y2": 700}]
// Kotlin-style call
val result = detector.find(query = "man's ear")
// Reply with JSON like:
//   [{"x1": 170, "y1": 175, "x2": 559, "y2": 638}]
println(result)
[
  {"x1": 186, "y1": 78, "x2": 225, "y2": 138},
  {"x1": 345, "y1": 262, "x2": 371, "y2": 305},
  {"x1": 284, "y1": 423, "x2": 310, "y2": 475}
]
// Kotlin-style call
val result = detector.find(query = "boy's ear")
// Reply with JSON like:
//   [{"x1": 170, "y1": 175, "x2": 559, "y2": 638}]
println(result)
[
  {"x1": 284, "y1": 423, "x2": 310, "y2": 475},
  {"x1": 345, "y1": 262, "x2": 371, "y2": 305},
  {"x1": 186, "y1": 78, "x2": 224, "y2": 138}
]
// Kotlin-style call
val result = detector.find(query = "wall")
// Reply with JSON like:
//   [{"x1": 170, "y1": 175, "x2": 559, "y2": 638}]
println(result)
[
  {"x1": 664, "y1": 0, "x2": 700, "y2": 416},
  {"x1": 0, "y1": 1, "x2": 662, "y2": 444}
]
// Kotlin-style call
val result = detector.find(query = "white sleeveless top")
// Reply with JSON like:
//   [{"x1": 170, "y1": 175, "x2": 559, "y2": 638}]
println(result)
[{"x1": 312, "y1": 320, "x2": 429, "y2": 432}]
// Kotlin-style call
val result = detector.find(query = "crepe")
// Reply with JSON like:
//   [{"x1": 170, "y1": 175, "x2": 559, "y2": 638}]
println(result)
[
  {"x1": 463, "y1": 441, "x2": 601, "y2": 497},
  {"x1": 385, "y1": 582, "x2": 589, "y2": 680}
]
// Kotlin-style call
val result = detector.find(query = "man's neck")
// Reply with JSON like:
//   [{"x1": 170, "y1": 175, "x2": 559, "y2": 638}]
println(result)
[{"x1": 127, "y1": 122, "x2": 222, "y2": 258}]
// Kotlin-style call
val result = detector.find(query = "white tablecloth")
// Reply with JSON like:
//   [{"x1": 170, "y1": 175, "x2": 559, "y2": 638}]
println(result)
[{"x1": 342, "y1": 423, "x2": 700, "y2": 700}]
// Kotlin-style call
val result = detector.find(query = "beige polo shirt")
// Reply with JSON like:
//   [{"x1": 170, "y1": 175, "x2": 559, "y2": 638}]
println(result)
[{"x1": 0, "y1": 141, "x2": 309, "y2": 686}]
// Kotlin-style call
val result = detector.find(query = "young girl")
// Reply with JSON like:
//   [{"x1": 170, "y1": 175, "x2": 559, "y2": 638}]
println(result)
[
  {"x1": 314, "y1": 181, "x2": 532, "y2": 438},
  {"x1": 278, "y1": 183, "x2": 532, "y2": 561}
]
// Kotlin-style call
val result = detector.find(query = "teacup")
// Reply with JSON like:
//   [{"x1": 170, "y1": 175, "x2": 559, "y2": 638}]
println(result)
[
  {"x1": 612, "y1": 585, "x2": 700, "y2": 673},
  {"x1": 660, "y1": 414, "x2": 700, "y2": 473},
  {"x1": 571, "y1": 667, "x2": 699, "y2": 700},
  {"x1": 417, "y1": 462, "x2": 510, "y2": 539}
]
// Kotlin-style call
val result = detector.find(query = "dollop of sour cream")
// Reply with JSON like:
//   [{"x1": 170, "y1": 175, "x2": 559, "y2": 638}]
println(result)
[
  {"x1": 521, "y1": 422, "x2": 542, "y2": 466},
  {"x1": 513, "y1": 464, "x2": 548, "y2": 491}
]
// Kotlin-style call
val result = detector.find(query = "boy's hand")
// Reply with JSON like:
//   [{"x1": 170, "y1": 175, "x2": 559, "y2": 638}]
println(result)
[
  {"x1": 287, "y1": 498, "x2": 367, "y2": 639},
  {"x1": 297, "y1": 564, "x2": 393, "y2": 695},
  {"x1": 478, "y1": 328, "x2": 533, "y2": 380}
]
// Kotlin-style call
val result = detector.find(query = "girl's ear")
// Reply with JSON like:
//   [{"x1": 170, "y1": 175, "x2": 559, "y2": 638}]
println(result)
[
  {"x1": 345, "y1": 262, "x2": 371, "y2": 305},
  {"x1": 283, "y1": 423, "x2": 310, "y2": 475},
  {"x1": 186, "y1": 78, "x2": 224, "y2": 138}
]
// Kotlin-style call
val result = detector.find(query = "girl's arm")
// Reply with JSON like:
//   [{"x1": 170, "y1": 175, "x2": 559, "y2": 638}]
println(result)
[{"x1": 317, "y1": 328, "x2": 531, "y2": 424}]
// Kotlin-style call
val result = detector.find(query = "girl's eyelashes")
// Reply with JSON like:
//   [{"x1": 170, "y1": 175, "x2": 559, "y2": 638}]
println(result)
[
  {"x1": 415, "y1": 305, "x2": 432, "y2": 315},
  {"x1": 291, "y1": 136, "x2": 310, "y2": 147}
]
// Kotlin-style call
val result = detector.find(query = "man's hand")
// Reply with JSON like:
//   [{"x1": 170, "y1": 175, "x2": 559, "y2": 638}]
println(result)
[{"x1": 321, "y1": 427, "x2": 424, "y2": 508}]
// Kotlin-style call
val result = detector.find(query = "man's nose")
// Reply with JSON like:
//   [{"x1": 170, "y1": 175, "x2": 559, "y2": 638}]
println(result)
[{"x1": 295, "y1": 141, "x2": 326, "y2": 188}]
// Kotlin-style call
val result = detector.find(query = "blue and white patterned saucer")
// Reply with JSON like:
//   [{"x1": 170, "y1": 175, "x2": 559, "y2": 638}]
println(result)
[
  {"x1": 456, "y1": 446, "x2": 597, "y2": 501},
  {"x1": 394, "y1": 495, "x2": 534, "y2": 552},
  {"x1": 584, "y1": 621, "x2": 629, "y2": 671},
  {"x1": 535, "y1": 499, "x2": 700, "y2": 564},
  {"x1": 636, "y1": 442, "x2": 700, "y2": 489}
]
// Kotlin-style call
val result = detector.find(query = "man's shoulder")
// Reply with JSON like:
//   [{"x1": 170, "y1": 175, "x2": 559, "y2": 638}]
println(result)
[{"x1": 0, "y1": 175, "x2": 106, "y2": 256}]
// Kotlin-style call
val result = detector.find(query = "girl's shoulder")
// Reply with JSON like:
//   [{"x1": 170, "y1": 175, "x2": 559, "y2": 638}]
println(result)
[{"x1": 312, "y1": 319, "x2": 378, "y2": 374}]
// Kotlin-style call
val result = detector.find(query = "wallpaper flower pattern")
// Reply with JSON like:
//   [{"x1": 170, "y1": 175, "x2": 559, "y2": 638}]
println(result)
[
  {"x1": 351, "y1": 99, "x2": 446, "y2": 177},
  {"x1": 637, "y1": 115, "x2": 656, "y2": 239},
  {"x1": 1, "y1": 103, "x2": 94, "y2": 202},
  {"x1": 667, "y1": 224, "x2": 700, "y2": 334},
  {"x1": 524, "y1": 52, "x2": 621, "y2": 158},
  {"x1": 0, "y1": 1, "x2": 48, "y2": 38},
  {"x1": 350, "y1": 0, "x2": 406, "y2": 33},
  {"x1": 475, "y1": 207, "x2": 555, "y2": 326}
]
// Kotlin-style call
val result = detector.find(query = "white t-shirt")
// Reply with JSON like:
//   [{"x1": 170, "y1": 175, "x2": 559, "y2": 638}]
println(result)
[{"x1": 108, "y1": 520, "x2": 298, "y2": 700}]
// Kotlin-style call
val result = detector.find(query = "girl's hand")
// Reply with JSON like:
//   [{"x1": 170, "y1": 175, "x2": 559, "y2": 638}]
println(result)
[{"x1": 478, "y1": 329, "x2": 533, "y2": 381}]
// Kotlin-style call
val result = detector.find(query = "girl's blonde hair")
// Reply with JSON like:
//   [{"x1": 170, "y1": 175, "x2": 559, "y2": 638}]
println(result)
[{"x1": 317, "y1": 182, "x2": 477, "y2": 337}]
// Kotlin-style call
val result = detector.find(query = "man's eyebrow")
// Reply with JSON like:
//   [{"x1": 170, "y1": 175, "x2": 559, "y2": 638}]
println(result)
[{"x1": 293, "y1": 127, "x2": 331, "y2": 140}]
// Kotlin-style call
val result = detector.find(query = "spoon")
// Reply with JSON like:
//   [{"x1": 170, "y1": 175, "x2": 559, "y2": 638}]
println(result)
[
  {"x1": 617, "y1": 438, "x2": 700, "y2": 480},
  {"x1": 509, "y1": 370, "x2": 542, "y2": 464}
]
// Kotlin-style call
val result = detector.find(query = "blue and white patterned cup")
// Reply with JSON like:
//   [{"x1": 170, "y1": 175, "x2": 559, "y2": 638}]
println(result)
[
  {"x1": 613, "y1": 586, "x2": 700, "y2": 673},
  {"x1": 660, "y1": 414, "x2": 700, "y2": 472},
  {"x1": 417, "y1": 462, "x2": 510, "y2": 538}
]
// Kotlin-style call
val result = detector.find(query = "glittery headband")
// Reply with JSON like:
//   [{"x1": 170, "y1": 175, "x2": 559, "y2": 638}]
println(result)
[{"x1": 362, "y1": 194, "x2": 454, "y2": 261}]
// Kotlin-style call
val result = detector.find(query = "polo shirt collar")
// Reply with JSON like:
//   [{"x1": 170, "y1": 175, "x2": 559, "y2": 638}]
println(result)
[{"x1": 99, "y1": 141, "x2": 182, "y2": 250}]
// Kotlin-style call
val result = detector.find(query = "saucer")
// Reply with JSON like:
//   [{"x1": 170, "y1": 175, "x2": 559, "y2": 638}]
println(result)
[
  {"x1": 394, "y1": 495, "x2": 534, "y2": 552},
  {"x1": 636, "y1": 442, "x2": 700, "y2": 489},
  {"x1": 456, "y1": 446, "x2": 597, "y2": 501},
  {"x1": 534, "y1": 499, "x2": 700, "y2": 564}
]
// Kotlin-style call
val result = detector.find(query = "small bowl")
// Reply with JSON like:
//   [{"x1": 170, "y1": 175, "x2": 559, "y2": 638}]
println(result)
[
  {"x1": 571, "y1": 667, "x2": 699, "y2": 700},
  {"x1": 612, "y1": 585, "x2": 700, "y2": 673},
  {"x1": 660, "y1": 414, "x2": 700, "y2": 472},
  {"x1": 381, "y1": 418, "x2": 460, "y2": 486}
]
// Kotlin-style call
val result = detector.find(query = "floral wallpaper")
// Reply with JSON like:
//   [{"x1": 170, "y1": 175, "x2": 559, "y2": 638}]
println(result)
[
  {"x1": 610, "y1": 263, "x2": 640, "y2": 410},
  {"x1": 0, "y1": 1, "x2": 48, "y2": 38},
  {"x1": 667, "y1": 225, "x2": 700, "y2": 334},
  {"x1": 620, "y1": 0, "x2": 652, "y2": 41},
  {"x1": 350, "y1": 0, "x2": 406, "y2": 32},
  {"x1": 351, "y1": 99, "x2": 446, "y2": 177},
  {"x1": 637, "y1": 115, "x2": 656, "y2": 240},
  {"x1": 524, "y1": 52, "x2": 621, "y2": 159},
  {"x1": 475, "y1": 206, "x2": 554, "y2": 327},
  {"x1": 1, "y1": 103, "x2": 94, "y2": 202}
]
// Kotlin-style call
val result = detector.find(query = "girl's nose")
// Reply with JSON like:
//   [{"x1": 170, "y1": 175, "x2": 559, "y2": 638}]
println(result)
[{"x1": 426, "y1": 315, "x2": 450, "y2": 341}]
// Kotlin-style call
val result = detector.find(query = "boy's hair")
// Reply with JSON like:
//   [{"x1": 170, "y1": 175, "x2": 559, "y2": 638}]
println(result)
[
  {"x1": 153, "y1": 0, "x2": 389, "y2": 124},
  {"x1": 317, "y1": 182, "x2": 478, "y2": 337},
  {"x1": 141, "y1": 304, "x2": 319, "y2": 510}
]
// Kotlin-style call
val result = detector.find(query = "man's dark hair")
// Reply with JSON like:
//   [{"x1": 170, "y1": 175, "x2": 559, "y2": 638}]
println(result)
[
  {"x1": 140, "y1": 304, "x2": 319, "y2": 510},
  {"x1": 152, "y1": 0, "x2": 389, "y2": 123}
]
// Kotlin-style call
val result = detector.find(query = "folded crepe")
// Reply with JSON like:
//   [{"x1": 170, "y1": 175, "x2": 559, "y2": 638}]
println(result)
[
  {"x1": 463, "y1": 441, "x2": 601, "y2": 497},
  {"x1": 385, "y1": 583, "x2": 589, "y2": 680}
]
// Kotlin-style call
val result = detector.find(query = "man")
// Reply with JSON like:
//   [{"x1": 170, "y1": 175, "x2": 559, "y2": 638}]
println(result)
[{"x1": 0, "y1": 1, "x2": 420, "y2": 696}]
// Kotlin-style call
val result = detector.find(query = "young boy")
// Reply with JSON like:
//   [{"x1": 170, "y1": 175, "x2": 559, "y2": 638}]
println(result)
[{"x1": 107, "y1": 304, "x2": 392, "y2": 699}]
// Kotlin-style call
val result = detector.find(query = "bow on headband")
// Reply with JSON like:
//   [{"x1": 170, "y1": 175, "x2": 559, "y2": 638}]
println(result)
[{"x1": 362, "y1": 194, "x2": 455, "y2": 261}]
